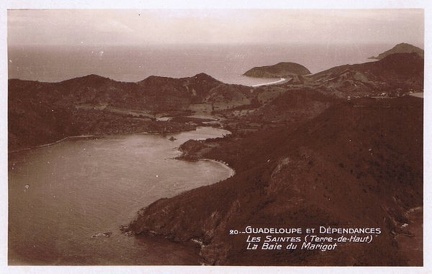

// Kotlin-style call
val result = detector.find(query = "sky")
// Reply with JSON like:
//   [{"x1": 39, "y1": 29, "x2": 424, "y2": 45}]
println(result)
[{"x1": 7, "y1": 9, "x2": 424, "y2": 48}]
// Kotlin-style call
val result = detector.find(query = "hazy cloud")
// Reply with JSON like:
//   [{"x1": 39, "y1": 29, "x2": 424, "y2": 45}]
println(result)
[{"x1": 7, "y1": 9, "x2": 424, "y2": 47}]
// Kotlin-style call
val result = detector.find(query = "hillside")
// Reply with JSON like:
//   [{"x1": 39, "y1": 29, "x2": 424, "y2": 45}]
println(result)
[
  {"x1": 307, "y1": 53, "x2": 424, "y2": 97},
  {"x1": 244, "y1": 62, "x2": 311, "y2": 78},
  {"x1": 124, "y1": 96, "x2": 423, "y2": 266},
  {"x1": 370, "y1": 43, "x2": 424, "y2": 60},
  {"x1": 8, "y1": 73, "x2": 253, "y2": 150}
]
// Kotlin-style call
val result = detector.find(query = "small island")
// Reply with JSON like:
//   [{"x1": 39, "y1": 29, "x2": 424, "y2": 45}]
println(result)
[{"x1": 243, "y1": 62, "x2": 311, "y2": 78}]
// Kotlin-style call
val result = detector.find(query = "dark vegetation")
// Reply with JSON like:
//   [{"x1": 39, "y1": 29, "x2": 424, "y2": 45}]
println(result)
[{"x1": 126, "y1": 96, "x2": 422, "y2": 266}]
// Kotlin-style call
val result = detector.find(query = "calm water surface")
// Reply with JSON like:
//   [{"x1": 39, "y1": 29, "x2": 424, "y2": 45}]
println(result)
[
  {"x1": 8, "y1": 43, "x2": 390, "y2": 84},
  {"x1": 8, "y1": 127, "x2": 233, "y2": 265}
]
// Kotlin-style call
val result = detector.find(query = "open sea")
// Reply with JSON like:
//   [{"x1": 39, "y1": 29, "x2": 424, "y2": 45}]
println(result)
[{"x1": 7, "y1": 43, "x2": 392, "y2": 85}]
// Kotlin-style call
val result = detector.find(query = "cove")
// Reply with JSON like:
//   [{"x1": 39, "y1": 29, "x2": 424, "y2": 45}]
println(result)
[{"x1": 8, "y1": 127, "x2": 233, "y2": 265}]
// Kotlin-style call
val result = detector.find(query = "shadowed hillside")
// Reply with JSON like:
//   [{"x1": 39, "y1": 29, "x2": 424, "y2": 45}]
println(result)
[{"x1": 124, "y1": 96, "x2": 422, "y2": 266}]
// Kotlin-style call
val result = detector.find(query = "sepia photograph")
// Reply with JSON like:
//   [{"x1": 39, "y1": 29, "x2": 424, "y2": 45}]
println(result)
[{"x1": 2, "y1": 1, "x2": 429, "y2": 273}]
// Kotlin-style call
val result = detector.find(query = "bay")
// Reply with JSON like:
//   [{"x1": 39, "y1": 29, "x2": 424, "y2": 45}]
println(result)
[{"x1": 8, "y1": 127, "x2": 233, "y2": 265}]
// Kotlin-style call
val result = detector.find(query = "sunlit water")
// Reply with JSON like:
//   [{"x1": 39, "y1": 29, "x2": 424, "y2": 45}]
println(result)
[{"x1": 8, "y1": 127, "x2": 233, "y2": 265}]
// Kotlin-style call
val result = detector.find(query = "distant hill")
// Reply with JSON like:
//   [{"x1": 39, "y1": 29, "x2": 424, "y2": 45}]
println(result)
[
  {"x1": 370, "y1": 43, "x2": 424, "y2": 60},
  {"x1": 244, "y1": 62, "x2": 311, "y2": 78},
  {"x1": 138, "y1": 73, "x2": 222, "y2": 100}
]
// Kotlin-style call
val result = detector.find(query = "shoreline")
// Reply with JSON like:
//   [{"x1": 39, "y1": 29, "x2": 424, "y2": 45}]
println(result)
[
  {"x1": 409, "y1": 92, "x2": 424, "y2": 98},
  {"x1": 9, "y1": 126, "x2": 236, "y2": 183},
  {"x1": 251, "y1": 77, "x2": 288, "y2": 87},
  {"x1": 8, "y1": 125, "x2": 209, "y2": 154},
  {"x1": 9, "y1": 129, "x2": 231, "y2": 266},
  {"x1": 199, "y1": 158, "x2": 236, "y2": 178},
  {"x1": 8, "y1": 134, "x2": 98, "y2": 154}
]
